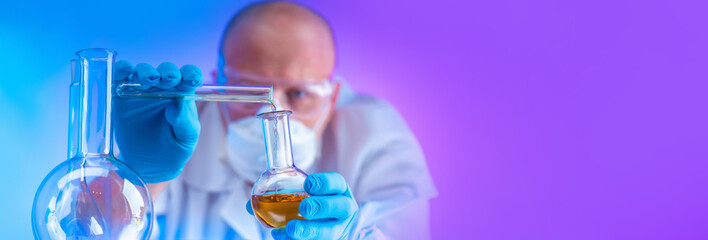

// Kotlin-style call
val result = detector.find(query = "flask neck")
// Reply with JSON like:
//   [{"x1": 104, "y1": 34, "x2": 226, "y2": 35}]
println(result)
[
  {"x1": 68, "y1": 49, "x2": 117, "y2": 159},
  {"x1": 259, "y1": 111, "x2": 296, "y2": 171}
]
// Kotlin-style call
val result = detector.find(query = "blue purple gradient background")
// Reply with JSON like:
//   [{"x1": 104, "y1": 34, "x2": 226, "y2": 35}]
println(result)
[{"x1": 2, "y1": 0, "x2": 707, "y2": 239}]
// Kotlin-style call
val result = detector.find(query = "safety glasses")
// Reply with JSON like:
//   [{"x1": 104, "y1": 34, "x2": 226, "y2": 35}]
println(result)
[{"x1": 221, "y1": 66, "x2": 335, "y2": 119}]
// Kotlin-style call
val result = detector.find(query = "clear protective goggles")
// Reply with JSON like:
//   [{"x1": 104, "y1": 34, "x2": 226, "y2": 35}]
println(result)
[{"x1": 220, "y1": 65, "x2": 335, "y2": 119}]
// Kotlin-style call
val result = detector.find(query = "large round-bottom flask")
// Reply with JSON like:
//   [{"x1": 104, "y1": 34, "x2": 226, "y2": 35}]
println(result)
[{"x1": 32, "y1": 49, "x2": 153, "y2": 239}]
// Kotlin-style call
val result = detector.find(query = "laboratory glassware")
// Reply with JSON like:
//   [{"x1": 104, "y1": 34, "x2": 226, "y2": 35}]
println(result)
[
  {"x1": 251, "y1": 110, "x2": 310, "y2": 228},
  {"x1": 32, "y1": 49, "x2": 153, "y2": 239},
  {"x1": 116, "y1": 83, "x2": 273, "y2": 103}
]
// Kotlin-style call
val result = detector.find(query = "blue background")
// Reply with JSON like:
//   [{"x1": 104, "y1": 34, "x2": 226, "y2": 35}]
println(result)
[{"x1": 0, "y1": 1, "x2": 275, "y2": 238}]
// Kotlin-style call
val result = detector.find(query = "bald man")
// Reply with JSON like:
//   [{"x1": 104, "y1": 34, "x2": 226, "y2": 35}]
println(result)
[{"x1": 114, "y1": 1, "x2": 436, "y2": 239}]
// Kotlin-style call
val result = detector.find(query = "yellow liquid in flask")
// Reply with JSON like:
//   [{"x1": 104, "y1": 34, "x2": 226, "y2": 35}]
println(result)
[{"x1": 252, "y1": 193, "x2": 308, "y2": 228}]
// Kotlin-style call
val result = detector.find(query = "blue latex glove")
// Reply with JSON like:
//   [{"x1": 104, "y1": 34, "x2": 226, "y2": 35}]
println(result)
[
  {"x1": 247, "y1": 172, "x2": 359, "y2": 240},
  {"x1": 113, "y1": 60, "x2": 202, "y2": 183}
]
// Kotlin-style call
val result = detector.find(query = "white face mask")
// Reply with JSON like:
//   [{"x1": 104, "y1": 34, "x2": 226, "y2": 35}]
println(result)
[{"x1": 223, "y1": 104, "x2": 319, "y2": 182}]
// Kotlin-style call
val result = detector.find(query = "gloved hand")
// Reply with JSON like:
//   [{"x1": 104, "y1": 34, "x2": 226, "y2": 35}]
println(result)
[
  {"x1": 113, "y1": 60, "x2": 202, "y2": 183},
  {"x1": 247, "y1": 172, "x2": 359, "y2": 240}
]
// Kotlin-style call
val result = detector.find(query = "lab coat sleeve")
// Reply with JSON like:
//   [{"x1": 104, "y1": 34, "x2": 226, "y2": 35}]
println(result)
[{"x1": 334, "y1": 96, "x2": 437, "y2": 239}]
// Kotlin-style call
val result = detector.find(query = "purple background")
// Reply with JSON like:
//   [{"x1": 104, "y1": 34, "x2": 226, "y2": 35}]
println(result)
[
  {"x1": 1, "y1": 0, "x2": 707, "y2": 239},
  {"x1": 324, "y1": 1, "x2": 708, "y2": 238}
]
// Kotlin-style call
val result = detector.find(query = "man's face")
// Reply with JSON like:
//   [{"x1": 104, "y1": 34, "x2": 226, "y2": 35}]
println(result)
[{"x1": 217, "y1": 13, "x2": 338, "y2": 137}]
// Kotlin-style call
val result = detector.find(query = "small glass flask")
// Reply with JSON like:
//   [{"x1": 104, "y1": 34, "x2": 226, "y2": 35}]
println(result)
[
  {"x1": 250, "y1": 110, "x2": 309, "y2": 228},
  {"x1": 32, "y1": 49, "x2": 153, "y2": 239}
]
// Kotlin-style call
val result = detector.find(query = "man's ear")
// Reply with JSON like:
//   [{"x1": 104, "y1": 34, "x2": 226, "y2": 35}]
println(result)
[
  {"x1": 211, "y1": 70, "x2": 218, "y2": 83},
  {"x1": 331, "y1": 82, "x2": 341, "y2": 106},
  {"x1": 317, "y1": 82, "x2": 340, "y2": 137}
]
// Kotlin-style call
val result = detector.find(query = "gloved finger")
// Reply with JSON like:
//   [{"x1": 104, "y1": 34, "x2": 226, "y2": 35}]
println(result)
[
  {"x1": 114, "y1": 60, "x2": 135, "y2": 83},
  {"x1": 304, "y1": 172, "x2": 347, "y2": 196},
  {"x1": 176, "y1": 64, "x2": 202, "y2": 92},
  {"x1": 155, "y1": 62, "x2": 181, "y2": 89},
  {"x1": 246, "y1": 199, "x2": 254, "y2": 215},
  {"x1": 299, "y1": 195, "x2": 357, "y2": 220},
  {"x1": 164, "y1": 100, "x2": 200, "y2": 144},
  {"x1": 131, "y1": 63, "x2": 160, "y2": 90},
  {"x1": 271, "y1": 228, "x2": 296, "y2": 240},
  {"x1": 285, "y1": 219, "x2": 340, "y2": 240}
]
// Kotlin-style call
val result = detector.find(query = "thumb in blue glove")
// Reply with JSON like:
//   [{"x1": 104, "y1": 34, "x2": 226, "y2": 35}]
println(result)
[
  {"x1": 113, "y1": 60, "x2": 202, "y2": 183},
  {"x1": 247, "y1": 172, "x2": 359, "y2": 240}
]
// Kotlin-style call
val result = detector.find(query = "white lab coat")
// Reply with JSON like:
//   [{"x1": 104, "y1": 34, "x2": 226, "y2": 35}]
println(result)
[{"x1": 151, "y1": 82, "x2": 437, "y2": 240}]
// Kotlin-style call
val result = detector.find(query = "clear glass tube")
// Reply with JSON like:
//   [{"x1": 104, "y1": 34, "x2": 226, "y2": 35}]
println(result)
[
  {"x1": 33, "y1": 48, "x2": 153, "y2": 239},
  {"x1": 262, "y1": 111, "x2": 296, "y2": 171},
  {"x1": 116, "y1": 83, "x2": 273, "y2": 103},
  {"x1": 250, "y1": 110, "x2": 309, "y2": 228}
]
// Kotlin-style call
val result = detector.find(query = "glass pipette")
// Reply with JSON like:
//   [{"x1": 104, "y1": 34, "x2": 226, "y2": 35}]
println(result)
[{"x1": 116, "y1": 83, "x2": 273, "y2": 103}]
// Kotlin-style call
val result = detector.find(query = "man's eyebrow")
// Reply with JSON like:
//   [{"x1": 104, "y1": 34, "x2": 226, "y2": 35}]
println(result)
[{"x1": 232, "y1": 76, "x2": 271, "y2": 84}]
